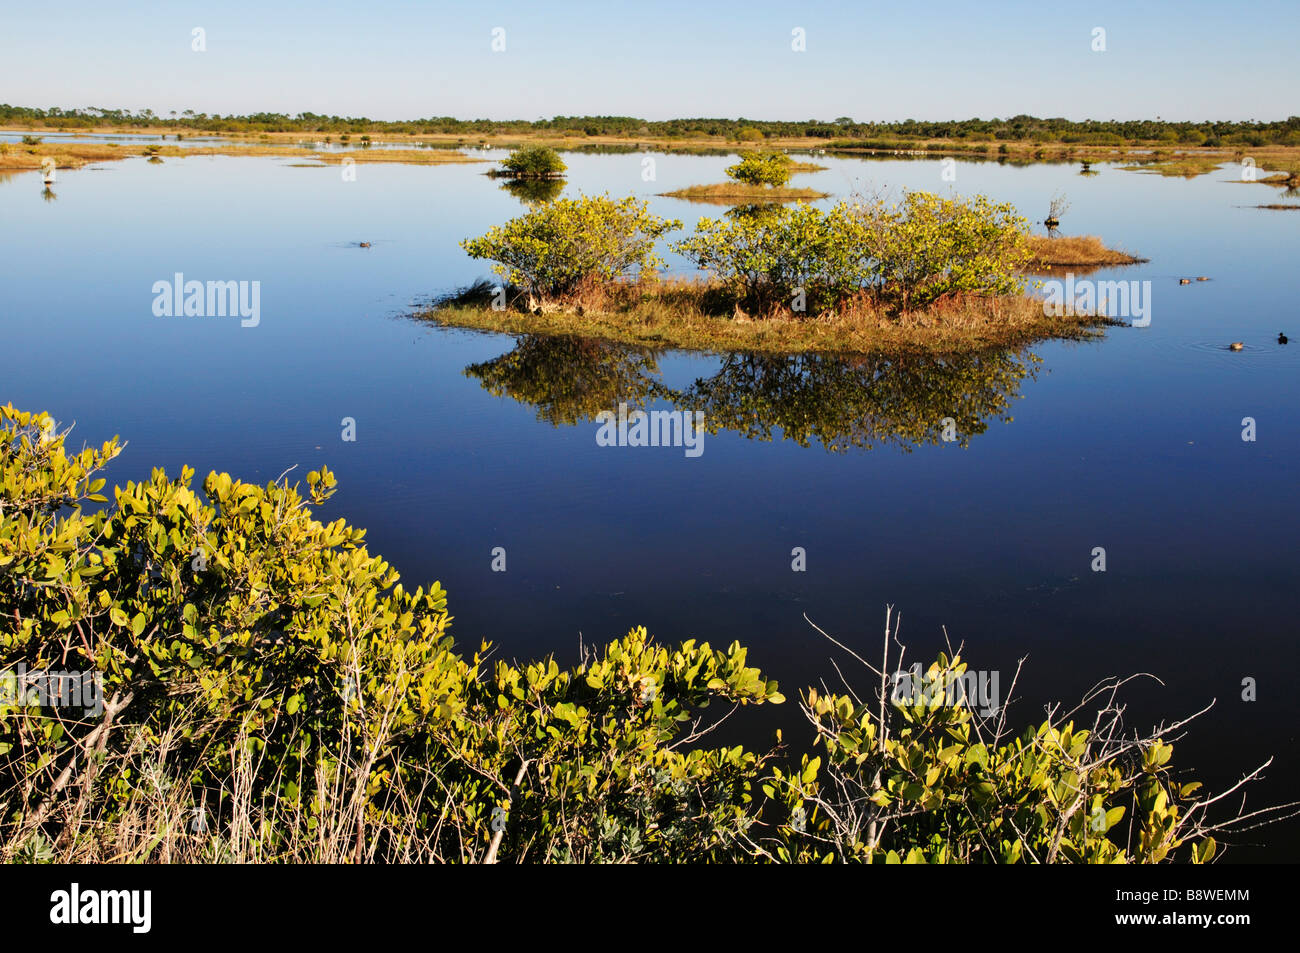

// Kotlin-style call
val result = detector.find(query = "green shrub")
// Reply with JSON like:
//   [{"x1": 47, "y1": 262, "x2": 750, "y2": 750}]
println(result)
[
  {"x1": 672, "y1": 202, "x2": 871, "y2": 313},
  {"x1": 674, "y1": 191, "x2": 1033, "y2": 315},
  {"x1": 725, "y1": 152, "x2": 792, "y2": 188},
  {"x1": 498, "y1": 146, "x2": 567, "y2": 179},
  {"x1": 855, "y1": 191, "x2": 1032, "y2": 310},
  {"x1": 771, "y1": 649, "x2": 1220, "y2": 864},
  {"x1": 0, "y1": 405, "x2": 779, "y2": 862},
  {"x1": 1, "y1": 407, "x2": 1272, "y2": 863},
  {"x1": 460, "y1": 194, "x2": 680, "y2": 300}
]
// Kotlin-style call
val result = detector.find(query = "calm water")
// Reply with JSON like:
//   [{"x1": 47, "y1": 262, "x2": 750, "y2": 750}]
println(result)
[{"x1": 3, "y1": 149, "x2": 1296, "y2": 858}]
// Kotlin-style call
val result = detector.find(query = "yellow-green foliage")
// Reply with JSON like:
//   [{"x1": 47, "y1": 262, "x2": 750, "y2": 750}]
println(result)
[
  {"x1": 864, "y1": 192, "x2": 1032, "y2": 310},
  {"x1": 768, "y1": 654, "x2": 1215, "y2": 864},
  {"x1": 0, "y1": 406, "x2": 1232, "y2": 863},
  {"x1": 460, "y1": 194, "x2": 681, "y2": 299},
  {"x1": 498, "y1": 145, "x2": 567, "y2": 179},
  {"x1": 0, "y1": 405, "x2": 781, "y2": 862},
  {"x1": 672, "y1": 202, "x2": 872, "y2": 313},
  {"x1": 725, "y1": 152, "x2": 793, "y2": 188},
  {"x1": 672, "y1": 191, "x2": 1032, "y2": 314}
]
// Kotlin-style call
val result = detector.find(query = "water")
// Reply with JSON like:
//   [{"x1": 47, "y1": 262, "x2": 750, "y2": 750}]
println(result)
[{"x1": 2, "y1": 149, "x2": 1296, "y2": 859}]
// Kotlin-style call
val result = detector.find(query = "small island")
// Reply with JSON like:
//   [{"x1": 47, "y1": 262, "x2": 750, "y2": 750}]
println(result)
[
  {"x1": 1025, "y1": 235, "x2": 1148, "y2": 270},
  {"x1": 660, "y1": 151, "x2": 830, "y2": 204},
  {"x1": 423, "y1": 191, "x2": 1125, "y2": 355}
]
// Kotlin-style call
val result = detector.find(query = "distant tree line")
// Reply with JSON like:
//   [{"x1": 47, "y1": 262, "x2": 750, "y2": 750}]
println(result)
[{"x1": 3, "y1": 104, "x2": 1298, "y2": 147}]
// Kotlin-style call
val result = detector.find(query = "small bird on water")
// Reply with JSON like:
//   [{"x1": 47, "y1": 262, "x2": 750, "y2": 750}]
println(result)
[
  {"x1": 359, "y1": 241, "x2": 371, "y2": 248},
  {"x1": 1229, "y1": 342, "x2": 1244, "y2": 351},
  {"x1": 1179, "y1": 278, "x2": 1191, "y2": 285},
  {"x1": 1280, "y1": 332, "x2": 1289, "y2": 345}
]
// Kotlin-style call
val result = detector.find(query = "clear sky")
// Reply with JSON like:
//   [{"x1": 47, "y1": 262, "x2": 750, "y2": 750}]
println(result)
[{"x1": 3, "y1": 0, "x2": 1295, "y2": 122}]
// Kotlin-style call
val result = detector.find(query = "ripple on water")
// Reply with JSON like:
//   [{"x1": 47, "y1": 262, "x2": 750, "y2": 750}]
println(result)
[{"x1": 1143, "y1": 337, "x2": 1297, "y2": 367}]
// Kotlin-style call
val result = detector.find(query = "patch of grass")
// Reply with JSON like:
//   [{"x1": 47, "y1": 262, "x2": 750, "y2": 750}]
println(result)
[
  {"x1": 417, "y1": 278, "x2": 1116, "y2": 356},
  {"x1": 0, "y1": 140, "x2": 485, "y2": 170},
  {"x1": 151, "y1": 144, "x2": 484, "y2": 165},
  {"x1": 1257, "y1": 204, "x2": 1300, "y2": 210},
  {"x1": 1119, "y1": 155, "x2": 1227, "y2": 178},
  {"x1": 1024, "y1": 235, "x2": 1147, "y2": 269},
  {"x1": 658, "y1": 182, "x2": 830, "y2": 204},
  {"x1": 0, "y1": 141, "x2": 127, "y2": 170}
]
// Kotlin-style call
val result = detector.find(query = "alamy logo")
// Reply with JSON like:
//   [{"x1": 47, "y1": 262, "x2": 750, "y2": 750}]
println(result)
[
  {"x1": 595, "y1": 402, "x2": 706, "y2": 458},
  {"x1": 1041, "y1": 273, "x2": 1152, "y2": 327},
  {"x1": 1, "y1": 665, "x2": 103, "y2": 716},
  {"x1": 49, "y1": 883, "x2": 151, "y2": 933},
  {"x1": 890, "y1": 664, "x2": 1001, "y2": 717},
  {"x1": 151, "y1": 273, "x2": 261, "y2": 327}
]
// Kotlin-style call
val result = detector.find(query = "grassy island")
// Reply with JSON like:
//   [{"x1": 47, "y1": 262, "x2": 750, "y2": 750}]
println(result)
[
  {"x1": 423, "y1": 191, "x2": 1122, "y2": 356},
  {"x1": 661, "y1": 150, "x2": 830, "y2": 204},
  {"x1": 1025, "y1": 235, "x2": 1148, "y2": 270}
]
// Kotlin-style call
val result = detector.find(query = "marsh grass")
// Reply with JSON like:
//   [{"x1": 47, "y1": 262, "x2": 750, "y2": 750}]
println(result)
[
  {"x1": 1119, "y1": 155, "x2": 1228, "y2": 178},
  {"x1": 658, "y1": 183, "x2": 830, "y2": 204},
  {"x1": 1024, "y1": 235, "x2": 1147, "y2": 269},
  {"x1": 0, "y1": 141, "x2": 125, "y2": 170},
  {"x1": 0, "y1": 140, "x2": 484, "y2": 170},
  {"x1": 421, "y1": 277, "x2": 1115, "y2": 356}
]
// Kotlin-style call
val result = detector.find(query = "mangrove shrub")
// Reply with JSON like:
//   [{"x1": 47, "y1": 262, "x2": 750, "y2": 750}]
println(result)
[{"x1": 460, "y1": 194, "x2": 680, "y2": 300}]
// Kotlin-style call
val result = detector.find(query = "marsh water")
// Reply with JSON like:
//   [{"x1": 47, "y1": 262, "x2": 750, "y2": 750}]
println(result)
[{"x1": 3, "y1": 147, "x2": 1297, "y2": 858}]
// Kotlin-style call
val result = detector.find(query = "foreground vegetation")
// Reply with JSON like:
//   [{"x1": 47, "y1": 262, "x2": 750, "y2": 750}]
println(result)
[{"x1": 3, "y1": 405, "x2": 1292, "y2": 862}]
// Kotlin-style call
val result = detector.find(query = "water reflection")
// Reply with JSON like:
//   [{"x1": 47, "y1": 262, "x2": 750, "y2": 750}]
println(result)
[
  {"x1": 499, "y1": 177, "x2": 565, "y2": 206},
  {"x1": 464, "y1": 335, "x2": 1039, "y2": 452}
]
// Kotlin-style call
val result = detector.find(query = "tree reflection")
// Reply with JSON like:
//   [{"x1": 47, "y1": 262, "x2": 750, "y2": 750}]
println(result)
[
  {"x1": 678, "y1": 350, "x2": 1037, "y2": 451},
  {"x1": 463, "y1": 335, "x2": 1039, "y2": 452},
  {"x1": 465, "y1": 336, "x2": 665, "y2": 426},
  {"x1": 499, "y1": 177, "x2": 565, "y2": 206}
]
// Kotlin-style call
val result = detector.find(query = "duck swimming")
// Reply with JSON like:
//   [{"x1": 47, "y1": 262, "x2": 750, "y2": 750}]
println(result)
[
  {"x1": 1280, "y1": 333, "x2": 1289, "y2": 345},
  {"x1": 1229, "y1": 342, "x2": 1244, "y2": 351}
]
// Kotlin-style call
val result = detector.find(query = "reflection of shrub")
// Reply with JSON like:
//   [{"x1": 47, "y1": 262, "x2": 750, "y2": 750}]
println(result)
[
  {"x1": 461, "y1": 194, "x2": 680, "y2": 299},
  {"x1": 725, "y1": 152, "x2": 791, "y2": 188},
  {"x1": 673, "y1": 191, "x2": 1032, "y2": 314},
  {"x1": 673, "y1": 203, "x2": 871, "y2": 313},
  {"x1": 466, "y1": 335, "x2": 663, "y2": 426},
  {"x1": 498, "y1": 146, "x2": 567, "y2": 179},
  {"x1": 499, "y1": 176, "x2": 564, "y2": 205}
]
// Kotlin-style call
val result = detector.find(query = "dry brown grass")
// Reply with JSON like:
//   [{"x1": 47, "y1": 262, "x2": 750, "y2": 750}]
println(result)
[
  {"x1": 1024, "y1": 235, "x2": 1147, "y2": 270},
  {"x1": 0, "y1": 141, "x2": 130, "y2": 170},
  {"x1": 9, "y1": 125, "x2": 1300, "y2": 166},
  {"x1": 1119, "y1": 155, "x2": 1228, "y2": 178},
  {"x1": 421, "y1": 278, "x2": 1114, "y2": 356},
  {"x1": 658, "y1": 182, "x2": 830, "y2": 204},
  {"x1": 0, "y1": 139, "x2": 484, "y2": 170},
  {"x1": 147, "y1": 144, "x2": 484, "y2": 165}
]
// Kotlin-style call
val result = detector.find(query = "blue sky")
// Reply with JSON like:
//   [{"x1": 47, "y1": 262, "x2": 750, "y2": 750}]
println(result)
[{"x1": 4, "y1": 0, "x2": 1295, "y2": 121}]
